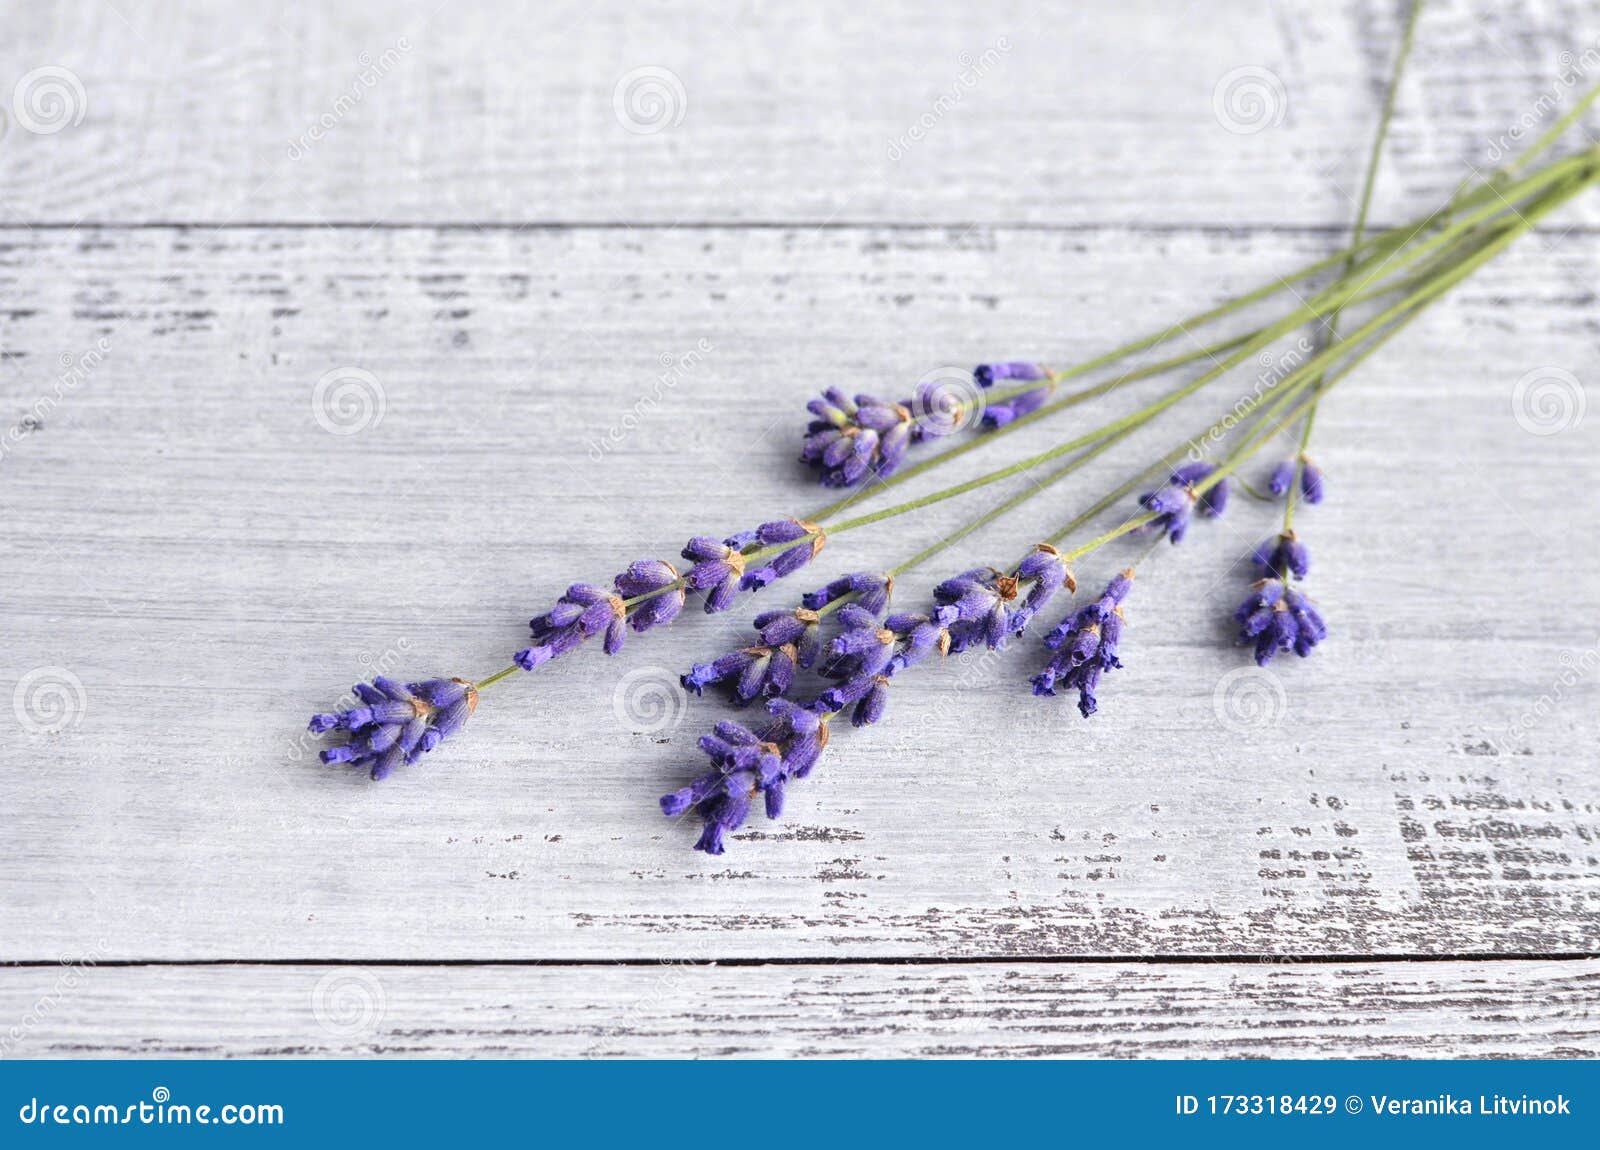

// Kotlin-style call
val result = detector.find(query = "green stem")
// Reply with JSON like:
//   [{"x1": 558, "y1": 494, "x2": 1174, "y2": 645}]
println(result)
[
  {"x1": 1288, "y1": 0, "x2": 1421, "y2": 531},
  {"x1": 1056, "y1": 165, "x2": 1597, "y2": 566},
  {"x1": 811, "y1": 150, "x2": 1590, "y2": 536},
  {"x1": 478, "y1": 161, "x2": 1598, "y2": 692}
]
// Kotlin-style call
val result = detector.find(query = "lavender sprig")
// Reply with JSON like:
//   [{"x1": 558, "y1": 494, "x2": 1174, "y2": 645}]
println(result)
[
  {"x1": 309, "y1": 677, "x2": 478, "y2": 780},
  {"x1": 1032, "y1": 571, "x2": 1132, "y2": 716}
]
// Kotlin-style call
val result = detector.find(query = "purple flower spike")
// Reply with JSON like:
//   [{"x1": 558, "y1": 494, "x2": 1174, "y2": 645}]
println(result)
[
  {"x1": 1006, "y1": 544, "x2": 1077, "y2": 637},
  {"x1": 973, "y1": 362, "x2": 1050, "y2": 387},
  {"x1": 1235, "y1": 577, "x2": 1327, "y2": 664},
  {"x1": 980, "y1": 385, "x2": 1054, "y2": 429},
  {"x1": 934, "y1": 549, "x2": 1074, "y2": 652},
  {"x1": 1252, "y1": 531, "x2": 1310, "y2": 580},
  {"x1": 1033, "y1": 571, "x2": 1134, "y2": 717},
  {"x1": 519, "y1": 582, "x2": 628, "y2": 670},
  {"x1": 802, "y1": 571, "x2": 893, "y2": 615},
  {"x1": 1268, "y1": 460, "x2": 1296, "y2": 497},
  {"x1": 970, "y1": 364, "x2": 1054, "y2": 430},
  {"x1": 1142, "y1": 463, "x2": 1228, "y2": 543},
  {"x1": 823, "y1": 604, "x2": 899, "y2": 680},
  {"x1": 739, "y1": 524, "x2": 827, "y2": 593},
  {"x1": 802, "y1": 387, "x2": 916, "y2": 487},
  {"x1": 662, "y1": 699, "x2": 834, "y2": 854},
  {"x1": 666, "y1": 590, "x2": 962, "y2": 851},
  {"x1": 308, "y1": 676, "x2": 479, "y2": 781},
  {"x1": 753, "y1": 607, "x2": 823, "y2": 668},
  {"x1": 682, "y1": 643, "x2": 798, "y2": 705},
  {"x1": 1300, "y1": 459, "x2": 1325, "y2": 504},
  {"x1": 615, "y1": 559, "x2": 686, "y2": 633}
]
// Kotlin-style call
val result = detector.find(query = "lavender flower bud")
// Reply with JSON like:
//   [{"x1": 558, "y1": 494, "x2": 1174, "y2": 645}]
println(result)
[
  {"x1": 308, "y1": 676, "x2": 479, "y2": 781},
  {"x1": 664, "y1": 699, "x2": 835, "y2": 853},
  {"x1": 1268, "y1": 460, "x2": 1295, "y2": 497},
  {"x1": 973, "y1": 362, "x2": 1050, "y2": 387},
  {"x1": 980, "y1": 386, "x2": 1053, "y2": 429},
  {"x1": 802, "y1": 389, "x2": 915, "y2": 487},
  {"x1": 1252, "y1": 532, "x2": 1310, "y2": 580},
  {"x1": 802, "y1": 571, "x2": 893, "y2": 615},
  {"x1": 1033, "y1": 574, "x2": 1131, "y2": 717},
  {"x1": 1301, "y1": 459, "x2": 1325, "y2": 504}
]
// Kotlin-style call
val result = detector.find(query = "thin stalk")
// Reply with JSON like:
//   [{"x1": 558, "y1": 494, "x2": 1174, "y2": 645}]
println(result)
[
  {"x1": 1288, "y1": 0, "x2": 1422, "y2": 530},
  {"x1": 808, "y1": 149, "x2": 1592, "y2": 529},
  {"x1": 474, "y1": 160, "x2": 1598, "y2": 690},
  {"x1": 1054, "y1": 167, "x2": 1597, "y2": 566}
]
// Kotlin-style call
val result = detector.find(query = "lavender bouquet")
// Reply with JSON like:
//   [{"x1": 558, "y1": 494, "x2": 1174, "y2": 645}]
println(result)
[{"x1": 306, "y1": 18, "x2": 1600, "y2": 853}]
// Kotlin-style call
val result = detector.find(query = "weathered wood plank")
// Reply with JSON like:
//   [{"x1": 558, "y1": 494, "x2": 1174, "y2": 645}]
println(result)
[
  {"x1": 2, "y1": 223, "x2": 1595, "y2": 960},
  {"x1": 2, "y1": 960, "x2": 1595, "y2": 1058},
  {"x1": 1, "y1": 0, "x2": 1597, "y2": 225}
]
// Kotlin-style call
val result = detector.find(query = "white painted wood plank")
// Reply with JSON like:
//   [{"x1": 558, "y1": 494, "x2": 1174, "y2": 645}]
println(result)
[
  {"x1": 2, "y1": 960, "x2": 1595, "y2": 1058},
  {"x1": 1, "y1": 0, "x2": 1597, "y2": 225},
  {"x1": 2, "y1": 223, "x2": 1596, "y2": 960}
]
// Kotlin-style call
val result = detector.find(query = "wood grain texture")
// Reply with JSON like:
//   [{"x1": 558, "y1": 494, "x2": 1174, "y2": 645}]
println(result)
[
  {"x1": 4, "y1": 0, "x2": 1600, "y2": 1060},
  {"x1": 1, "y1": 0, "x2": 1598, "y2": 226},
  {"x1": 2, "y1": 223, "x2": 1595, "y2": 962},
  {"x1": 2, "y1": 960, "x2": 1596, "y2": 1058}
]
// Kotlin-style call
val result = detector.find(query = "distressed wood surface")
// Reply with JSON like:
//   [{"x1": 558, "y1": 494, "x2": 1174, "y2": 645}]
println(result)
[
  {"x1": 2, "y1": 960, "x2": 1596, "y2": 1059},
  {"x1": 2, "y1": 224, "x2": 1596, "y2": 963},
  {"x1": 1, "y1": 0, "x2": 1598, "y2": 227},
  {"x1": 3, "y1": 0, "x2": 1599, "y2": 1058}
]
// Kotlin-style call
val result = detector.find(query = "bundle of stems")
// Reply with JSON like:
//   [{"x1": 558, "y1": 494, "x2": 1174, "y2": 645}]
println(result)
[{"x1": 307, "y1": 38, "x2": 1600, "y2": 817}]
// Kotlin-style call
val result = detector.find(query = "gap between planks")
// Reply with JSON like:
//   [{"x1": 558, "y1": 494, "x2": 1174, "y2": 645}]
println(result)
[
  {"x1": 5, "y1": 954, "x2": 1598, "y2": 970},
  {"x1": 5, "y1": 220, "x2": 1600, "y2": 235}
]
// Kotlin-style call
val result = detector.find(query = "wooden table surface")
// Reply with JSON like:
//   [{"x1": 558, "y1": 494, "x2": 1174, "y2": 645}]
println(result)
[{"x1": 3, "y1": 0, "x2": 1597, "y2": 1058}]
